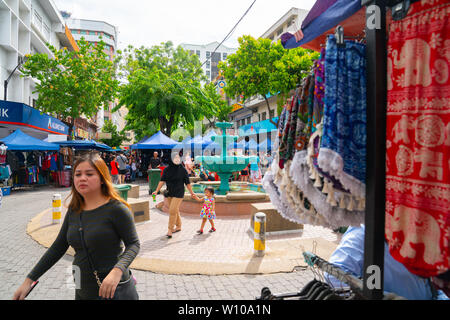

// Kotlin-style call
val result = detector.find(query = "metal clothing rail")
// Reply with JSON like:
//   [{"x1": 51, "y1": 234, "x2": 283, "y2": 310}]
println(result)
[
  {"x1": 303, "y1": 251, "x2": 365, "y2": 296},
  {"x1": 361, "y1": 0, "x2": 420, "y2": 300}
]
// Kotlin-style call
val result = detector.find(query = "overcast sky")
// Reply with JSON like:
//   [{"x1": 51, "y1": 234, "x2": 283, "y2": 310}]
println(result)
[{"x1": 52, "y1": 0, "x2": 316, "y2": 50}]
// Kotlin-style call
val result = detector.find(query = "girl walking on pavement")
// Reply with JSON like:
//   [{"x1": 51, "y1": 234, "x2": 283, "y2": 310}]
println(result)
[
  {"x1": 13, "y1": 152, "x2": 140, "y2": 300},
  {"x1": 195, "y1": 187, "x2": 216, "y2": 235}
]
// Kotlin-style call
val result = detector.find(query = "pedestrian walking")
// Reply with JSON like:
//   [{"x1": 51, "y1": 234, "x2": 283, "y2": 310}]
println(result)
[
  {"x1": 12, "y1": 152, "x2": 140, "y2": 300},
  {"x1": 195, "y1": 187, "x2": 216, "y2": 235},
  {"x1": 152, "y1": 153, "x2": 200, "y2": 238},
  {"x1": 250, "y1": 157, "x2": 261, "y2": 183},
  {"x1": 240, "y1": 163, "x2": 250, "y2": 182},
  {"x1": 110, "y1": 157, "x2": 119, "y2": 184},
  {"x1": 116, "y1": 152, "x2": 128, "y2": 184},
  {"x1": 130, "y1": 157, "x2": 137, "y2": 182}
]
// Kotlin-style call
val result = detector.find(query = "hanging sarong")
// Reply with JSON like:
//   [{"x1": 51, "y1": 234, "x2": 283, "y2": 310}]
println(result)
[
  {"x1": 385, "y1": 0, "x2": 450, "y2": 278},
  {"x1": 318, "y1": 35, "x2": 367, "y2": 199}
]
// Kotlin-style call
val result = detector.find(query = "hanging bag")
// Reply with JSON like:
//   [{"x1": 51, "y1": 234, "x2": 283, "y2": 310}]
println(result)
[{"x1": 78, "y1": 213, "x2": 139, "y2": 300}]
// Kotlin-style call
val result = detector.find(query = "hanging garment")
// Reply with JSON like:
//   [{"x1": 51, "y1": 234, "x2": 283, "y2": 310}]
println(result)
[
  {"x1": 311, "y1": 48, "x2": 326, "y2": 133},
  {"x1": 318, "y1": 35, "x2": 367, "y2": 200},
  {"x1": 385, "y1": 0, "x2": 450, "y2": 278}
]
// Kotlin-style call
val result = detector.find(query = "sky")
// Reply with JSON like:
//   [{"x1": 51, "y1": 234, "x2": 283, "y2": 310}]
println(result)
[{"x1": 52, "y1": 0, "x2": 317, "y2": 50}]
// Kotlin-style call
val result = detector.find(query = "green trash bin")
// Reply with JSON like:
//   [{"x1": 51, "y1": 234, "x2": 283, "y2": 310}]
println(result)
[
  {"x1": 148, "y1": 169, "x2": 161, "y2": 195},
  {"x1": 114, "y1": 184, "x2": 132, "y2": 201}
]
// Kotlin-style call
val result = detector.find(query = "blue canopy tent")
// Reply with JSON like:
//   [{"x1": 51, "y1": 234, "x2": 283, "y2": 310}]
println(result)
[
  {"x1": 2, "y1": 129, "x2": 60, "y2": 151},
  {"x1": 280, "y1": 0, "x2": 365, "y2": 51},
  {"x1": 53, "y1": 140, "x2": 111, "y2": 151},
  {"x1": 258, "y1": 139, "x2": 274, "y2": 152},
  {"x1": 227, "y1": 139, "x2": 258, "y2": 152},
  {"x1": 131, "y1": 131, "x2": 178, "y2": 150}
]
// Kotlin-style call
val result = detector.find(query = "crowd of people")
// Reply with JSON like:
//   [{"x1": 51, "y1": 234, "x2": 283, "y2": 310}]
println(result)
[{"x1": 100, "y1": 149, "x2": 275, "y2": 185}]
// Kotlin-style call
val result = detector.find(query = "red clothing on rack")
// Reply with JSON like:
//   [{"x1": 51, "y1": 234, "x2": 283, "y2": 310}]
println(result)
[{"x1": 385, "y1": 0, "x2": 450, "y2": 278}]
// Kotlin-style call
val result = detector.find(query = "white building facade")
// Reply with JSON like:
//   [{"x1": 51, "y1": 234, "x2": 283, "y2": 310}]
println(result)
[
  {"x1": 180, "y1": 42, "x2": 237, "y2": 83},
  {"x1": 63, "y1": 14, "x2": 133, "y2": 146},
  {"x1": 228, "y1": 7, "x2": 310, "y2": 139},
  {"x1": 0, "y1": 0, "x2": 76, "y2": 106}
]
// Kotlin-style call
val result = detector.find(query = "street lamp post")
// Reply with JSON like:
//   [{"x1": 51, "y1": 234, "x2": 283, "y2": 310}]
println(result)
[{"x1": 3, "y1": 56, "x2": 27, "y2": 101}]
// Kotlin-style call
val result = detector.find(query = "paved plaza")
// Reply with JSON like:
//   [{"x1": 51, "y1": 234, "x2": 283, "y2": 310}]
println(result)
[{"x1": 0, "y1": 181, "x2": 340, "y2": 300}]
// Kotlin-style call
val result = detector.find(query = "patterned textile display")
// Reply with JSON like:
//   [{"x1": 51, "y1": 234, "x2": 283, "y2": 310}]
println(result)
[
  {"x1": 318, "y1": 34, "x2": 367, "y2": 200},
  {"x1": 385, "y1": 0, "x2": 450, "y2": 278},
  {"x1": 311, "y1": 48, "x2": 326, "y2": 133}
]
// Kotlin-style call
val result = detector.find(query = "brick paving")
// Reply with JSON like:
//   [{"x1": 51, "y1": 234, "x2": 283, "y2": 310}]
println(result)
[{"x1": 0, "y1": 181, "x2": 335, "y2": 300}]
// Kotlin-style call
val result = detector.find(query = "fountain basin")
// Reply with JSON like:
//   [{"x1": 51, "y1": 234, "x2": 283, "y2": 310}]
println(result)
[{"x1": 160, "y1": 182, "x2": 270, "y2": 217}]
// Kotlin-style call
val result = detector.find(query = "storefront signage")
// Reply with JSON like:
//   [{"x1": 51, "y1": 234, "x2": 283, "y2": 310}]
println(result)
[{"x1": 0, "y1": 101, "x2": 69, "y2": 135}]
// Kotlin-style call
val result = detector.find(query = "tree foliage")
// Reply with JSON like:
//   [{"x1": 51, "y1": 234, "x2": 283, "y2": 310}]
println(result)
[
  {"x1": 117, "y1": 42, "x2": 219, "y2": 137},
  {"x1": 21, "y1": 38, "x2": 119, "y2": 137},
  {"x1": 218, "y1": 35, "x2": 319, "y2": 126},
  {"x1": 99, "y1": 120, "x2": 129, "y2": 148},
  {"x1": 202, "y1": 82, "x2": 234, "y2": 126}
]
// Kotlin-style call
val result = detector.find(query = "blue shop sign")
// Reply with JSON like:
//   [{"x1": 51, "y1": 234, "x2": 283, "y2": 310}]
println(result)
[{"x1": 0, "y1": 101, "x2": 68, "y2": 135}]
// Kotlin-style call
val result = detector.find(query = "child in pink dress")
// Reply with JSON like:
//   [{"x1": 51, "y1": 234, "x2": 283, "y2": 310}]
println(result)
[{"x1": 196, "y1": 187, "x2": 216, "y2": 235}]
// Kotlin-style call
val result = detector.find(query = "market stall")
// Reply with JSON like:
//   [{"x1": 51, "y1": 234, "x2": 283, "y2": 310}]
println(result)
[
  {"x1": 261, "y1": 0, "x2": 449, "y2": 299},
  {"x1": 0, "y1": 129, "x2": 70, "y2": 189}
]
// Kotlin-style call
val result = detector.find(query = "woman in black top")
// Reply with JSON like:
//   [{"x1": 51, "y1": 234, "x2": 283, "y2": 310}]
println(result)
[
  {"x1": 152, "y1": 153, "x2": 200, "y2": 238},
  {"x1": 13, "y1": 153, "x2": 140, "y2": 300}
]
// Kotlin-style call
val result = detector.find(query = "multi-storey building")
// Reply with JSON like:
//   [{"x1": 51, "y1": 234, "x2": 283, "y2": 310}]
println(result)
[
  {"x1": 62, "y1": 12, "x2": 134, "y2": 146},
  {"x1": 228, "y1": 7, "x2": 309, "y2": 145},
  {"x1": 0, "y1": 0, "x2": 78, "y2": 140},
  {"x1": 180, "y1": 42, "x2": 237, "y2": 84}
]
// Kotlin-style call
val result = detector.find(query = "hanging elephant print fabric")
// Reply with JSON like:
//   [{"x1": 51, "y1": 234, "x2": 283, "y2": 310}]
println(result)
[{"x1": 386, "y1": 0, "x2": 450, "y2": 278}]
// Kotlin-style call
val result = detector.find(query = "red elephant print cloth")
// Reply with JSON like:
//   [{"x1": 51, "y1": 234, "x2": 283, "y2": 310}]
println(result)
[{"x1": 386, "y1": 0, "x2": 450, "y2": 278}]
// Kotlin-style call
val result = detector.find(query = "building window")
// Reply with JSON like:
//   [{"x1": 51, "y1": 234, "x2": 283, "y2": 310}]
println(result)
[
  {"x1": 206, "y1": 71, "x2": 210, "y2": 79},
  {"x1": 262, "y1": 112, "x2": 267, "y2": 121},
  {"x1": 196, "y1": 50, "x2": 200, "y2": 56},
  {"x1": 223, "y1": 53, "x2": 227, "y2": 60},
  {"x1": 277, "y1": 28, "x2": 283, "y2": 36},
  {"x1": 247, "y1": 117, "x2": 251, "y2": 125},
  {"x1": 206, "y1": 51, "x2": 211, "y2": 59},
  {"x1": 269, "y1": 109, "x2": 275, "y2": 119},
  {"x1": 206, "y1": 61, "x2": 210, "y2": 69},
  {"x1": 80, "y1": 30, "x2": 87, "y2": 35}
]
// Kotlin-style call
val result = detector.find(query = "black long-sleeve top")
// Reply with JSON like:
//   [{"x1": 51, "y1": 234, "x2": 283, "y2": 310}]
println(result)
[{"x1": 27, "y1": 199, "x2": 140, "y2": 286}]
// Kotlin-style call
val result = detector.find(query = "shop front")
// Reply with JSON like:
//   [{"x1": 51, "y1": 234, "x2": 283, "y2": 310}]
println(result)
[{"x1": 0, "y1": 101, "x2": 69, "y2": 140}]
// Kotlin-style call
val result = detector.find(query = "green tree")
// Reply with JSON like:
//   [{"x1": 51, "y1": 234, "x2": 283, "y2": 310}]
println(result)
[
  {"x1": 218, "y1": 35, "x2": 319, "y2": 127},
  {"x1": 99, "y1": 120, "x2": 129, "y2": 148},
  {"x1": 117, "y1": 42, "x2": 215, "y2": 137},
  {"x1": 21, "y1": 38, "x2": 119, "y2": 138},
  {"x1": 202, "y1": 82, "x2": 234, "y2": 127}
]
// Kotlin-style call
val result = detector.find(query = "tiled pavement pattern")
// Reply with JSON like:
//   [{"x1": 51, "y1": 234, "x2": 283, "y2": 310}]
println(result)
[{"x1": 0, "y1": 181, "x2": 330, "y2": 300}]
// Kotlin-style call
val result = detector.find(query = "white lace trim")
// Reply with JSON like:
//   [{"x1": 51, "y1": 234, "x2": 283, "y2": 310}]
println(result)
[{"x1": 317, "y1": 148, "x2": 366, "y2": 199}]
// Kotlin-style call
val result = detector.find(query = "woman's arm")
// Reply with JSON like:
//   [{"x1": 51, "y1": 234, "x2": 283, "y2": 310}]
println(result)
[
  {"x1": 186, "y1": 184, "x2": 201, "y2": 201},
  {"x1": 14, "y1": 211, "x2": 70, "y2": 300},
  {"x1": 152, "y1": 181, "x2": 165, "y2": 195}
]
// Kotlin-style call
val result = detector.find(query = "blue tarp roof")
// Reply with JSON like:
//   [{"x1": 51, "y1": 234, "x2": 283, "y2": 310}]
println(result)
[
  {"x1": 176, "y1": 130, "x2": 219, "y2": 150},
  {"x1": 240, "y1": 118, "x2": 278, "y2": 136},
  {"x1": 281, "y1": 0, "x2": 363, "y2": 50},
  {"x1": 2, "y1": 129, "x2": 60, "y2": 151},
  {"x1": 53, "y1": 140, "x2": 111, "y2": 151},
  {"x1": 227, "y1": 139, "x2": 258, "y2": 150},
  {"x1": 132, "y1": 131, "x2": 178, "y2": 150}
]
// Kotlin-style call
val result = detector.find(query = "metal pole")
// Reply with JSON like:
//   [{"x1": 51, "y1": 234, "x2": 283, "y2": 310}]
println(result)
[
  {"x1": 52, "y1": 194, "x2": 62, "y2": 224},
  {"x1": 4, "y1": 80, "x2": 7, "y2": 101},
  {"x1": 361, "y1": 0, "x2": 387, "y2": 300},
  {"x1": 254, "y1": 212, "x2": 266, "y2": 257}
]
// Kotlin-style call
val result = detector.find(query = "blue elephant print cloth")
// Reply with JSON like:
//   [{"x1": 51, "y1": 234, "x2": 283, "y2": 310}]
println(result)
[{"x1": 318, "y1": 35, "x2": 367, "y2": 199}]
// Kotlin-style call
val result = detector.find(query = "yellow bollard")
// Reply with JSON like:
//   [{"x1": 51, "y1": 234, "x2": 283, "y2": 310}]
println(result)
[
  {"x1": 52, "y1": 194, "x2": 62, "y2": 224},
  {"x1": 254, "y1": 212, "x2": 266, "y2": 257}
]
